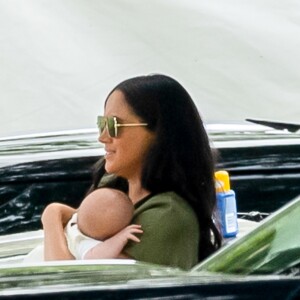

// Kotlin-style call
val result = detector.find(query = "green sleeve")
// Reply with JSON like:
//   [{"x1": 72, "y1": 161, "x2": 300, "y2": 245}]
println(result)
[{"x1": 124, "y1": 192, "x2": 199, "y2": 270}]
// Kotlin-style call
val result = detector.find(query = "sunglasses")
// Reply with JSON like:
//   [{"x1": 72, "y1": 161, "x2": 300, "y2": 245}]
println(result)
[{"x1": 97, "y1": 116, "x2": 148, "y2": 138}]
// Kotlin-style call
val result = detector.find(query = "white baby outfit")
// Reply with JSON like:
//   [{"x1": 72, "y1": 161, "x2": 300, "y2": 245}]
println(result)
[{"x1": 65, "y1": 213, "x2": 102, "y2": 259}]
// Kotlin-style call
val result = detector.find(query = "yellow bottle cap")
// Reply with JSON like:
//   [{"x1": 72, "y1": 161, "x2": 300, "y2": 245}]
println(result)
[{"x1": 215, "y1": 170, "x2": 230, "y2": 192}]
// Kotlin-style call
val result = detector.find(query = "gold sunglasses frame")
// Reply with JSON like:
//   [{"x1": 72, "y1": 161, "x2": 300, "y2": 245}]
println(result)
[{"x1": 97, "y1": 116, "x2": 148, "y2": 137}]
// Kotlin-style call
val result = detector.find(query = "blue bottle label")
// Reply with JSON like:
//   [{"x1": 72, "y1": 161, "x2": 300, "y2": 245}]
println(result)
[
  {"x1": 217, "y1": 191, "x2": 238, "y2": 238},
  {"x1": 225, "y1": 195, "x2": 238, "y2": 233}
]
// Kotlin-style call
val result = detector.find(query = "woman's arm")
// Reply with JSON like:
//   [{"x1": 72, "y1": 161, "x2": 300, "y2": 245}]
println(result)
[{"x1": 41, "y1": 203, "x2": 76, "y2": 260}]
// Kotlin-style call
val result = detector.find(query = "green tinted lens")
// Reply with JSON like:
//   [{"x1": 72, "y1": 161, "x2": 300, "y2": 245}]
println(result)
[
  {"x1": 97, "y1": 116, "x2": 106, "y2": 135},
  {"x1": 97, "y1": 116, "x2": 117, "y2": 137},
  {"x1": 107, "y1": 116, "x2": 117, "y2": 137}
]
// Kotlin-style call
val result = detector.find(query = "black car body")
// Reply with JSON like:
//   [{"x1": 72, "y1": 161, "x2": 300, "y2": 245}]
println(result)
[
  {"x1": 0, "y1": 122, "x2": 299, "y2": 299},
  {"x1": 0, "y1": 122, "x2": 299, "y2": 234},
  {"x1": 0, "y1": 196, "x2": 299, "y2": 299}
]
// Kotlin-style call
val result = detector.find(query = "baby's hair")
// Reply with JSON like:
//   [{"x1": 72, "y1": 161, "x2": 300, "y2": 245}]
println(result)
[{"x1": 77, "y1": 188, "x2": 133, "y2": 240}]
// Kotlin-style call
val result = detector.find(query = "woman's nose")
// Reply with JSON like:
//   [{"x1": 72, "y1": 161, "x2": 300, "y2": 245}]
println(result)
[{"x1": 98, "y1": 128, "x2": 110, "y2": 143}]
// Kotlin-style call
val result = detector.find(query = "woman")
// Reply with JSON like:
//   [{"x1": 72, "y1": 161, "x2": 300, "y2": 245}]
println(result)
[{"x1": 42, "y1": 74, "x2": 222, "y2": 270}]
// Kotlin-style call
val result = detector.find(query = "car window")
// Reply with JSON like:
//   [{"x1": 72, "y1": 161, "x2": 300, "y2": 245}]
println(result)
[{"x1": 193, "y1": 195, "x2": 300, "y2": 275}]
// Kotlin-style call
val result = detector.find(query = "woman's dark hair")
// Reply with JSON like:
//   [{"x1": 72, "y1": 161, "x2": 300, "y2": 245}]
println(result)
[{"x1": 91, "y1": 74, "x2": 222, "y2": 261}]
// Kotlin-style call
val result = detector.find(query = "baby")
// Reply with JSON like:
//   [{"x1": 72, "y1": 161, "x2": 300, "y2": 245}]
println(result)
[
  {"x1": 24, "y1": 188, "x2": 142, "y2": 262},
  {"x1": 66, "y1": 188, "x2": 142, "y2": 259}
]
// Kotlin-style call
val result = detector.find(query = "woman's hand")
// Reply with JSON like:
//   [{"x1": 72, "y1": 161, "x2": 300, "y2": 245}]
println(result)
[{"x1": 42, "y1": 203, "x2": 76, "y2": 261}]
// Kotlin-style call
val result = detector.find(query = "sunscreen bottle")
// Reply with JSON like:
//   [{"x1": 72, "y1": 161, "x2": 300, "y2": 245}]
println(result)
[{"x1": 215, "y1": 170, "x2": 238, "y2": 238}]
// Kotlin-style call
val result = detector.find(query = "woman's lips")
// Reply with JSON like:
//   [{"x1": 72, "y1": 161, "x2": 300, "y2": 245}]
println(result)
[{"x1": 105, "y1": 149, "x2": 115, "y2": 158}]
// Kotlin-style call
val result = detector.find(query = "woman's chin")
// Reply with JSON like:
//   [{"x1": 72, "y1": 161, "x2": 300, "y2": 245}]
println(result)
[{"x1": 104, "y1": 162, "x2": 116, "y2": 175}]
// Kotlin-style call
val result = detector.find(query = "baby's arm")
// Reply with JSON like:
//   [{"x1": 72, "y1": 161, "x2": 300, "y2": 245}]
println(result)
[
  {"x1": 83, "y1": 224, "x2": 142, "y2": 259},
  {"x1": 42, "y1": 203, "x2": 76, "y2": 260}
]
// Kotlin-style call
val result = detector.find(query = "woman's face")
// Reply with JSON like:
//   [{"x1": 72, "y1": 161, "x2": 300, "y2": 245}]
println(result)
[{"x1": 99, "y1": 90, "x2": 155, "y2": 180}]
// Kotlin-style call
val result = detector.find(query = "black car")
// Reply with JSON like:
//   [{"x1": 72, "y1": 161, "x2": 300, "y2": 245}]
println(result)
[
  {"x1": 0, "y1": 121, "x2": 299, "y2": 234},
  {"x1": 0, "y1": 121, "x2": 299, "y2": 299}
]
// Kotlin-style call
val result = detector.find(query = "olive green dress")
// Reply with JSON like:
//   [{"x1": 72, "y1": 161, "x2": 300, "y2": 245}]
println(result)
[{"x1": 124, "y1": 192, "x2": 200, "y2": 270}]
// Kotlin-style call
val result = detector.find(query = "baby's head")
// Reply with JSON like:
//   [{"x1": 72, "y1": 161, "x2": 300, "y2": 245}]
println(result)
[{"x1": 77, "y1": 188, "x2": 133, "y2": 240}]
